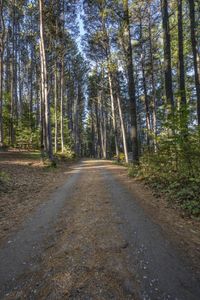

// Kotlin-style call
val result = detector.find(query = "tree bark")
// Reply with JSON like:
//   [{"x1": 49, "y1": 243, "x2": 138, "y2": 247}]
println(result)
[
  {"x1": 54, "y1": 64, "x2": 58, "y2": 153},
  {"x1": 99, "y1": 91, "x2": 107, "y2": 159},
  {"x1": 39, "y1": 0, "x2": 53, "y2": 160},
  {"x1": 101, "y1": 15, "x2": 119, "y2": 159},
  {"x1": 188, "y1": 0, "x2": 200, "y2": 125},
  {"x1": 107, "y1": 70, "x2": 119, "y2": 159},
  {"x1": 123, "y1": 0, "x2": 139, "y2": 162},
  {"x1": 177, "y1": 0, "x2": 186, "y2": 106},
  {"x1": 161, "y1": 0, "x2": 174, "y2": 110},
  {"x1": 0, "y1": 0, "x2": 5, "y2": 146},
  {"x1": 60, "y1": 58, "x2": 64, "y2": 153},
  {"x1": 115, "y1": 78, "x2": 128, "y2": 163},
  {"x1": 140, "y1": 18, "x2": 151, "y2": 147},
  {"x1": 148, "y1": 5, "x2": 157, "y2": 150}
]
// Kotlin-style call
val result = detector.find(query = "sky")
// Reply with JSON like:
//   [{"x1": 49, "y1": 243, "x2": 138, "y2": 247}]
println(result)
[{"x1": 77, "y1": 1, "x2": 85, "y2": 55}]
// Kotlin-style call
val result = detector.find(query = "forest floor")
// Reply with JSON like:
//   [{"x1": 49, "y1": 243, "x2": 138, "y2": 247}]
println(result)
[
  {"x1": 0, "y1": 154, "x2": 200, "y2": 299},
  {"x1": 0, "y1": 150, "x2": 74, "y2": 242}
]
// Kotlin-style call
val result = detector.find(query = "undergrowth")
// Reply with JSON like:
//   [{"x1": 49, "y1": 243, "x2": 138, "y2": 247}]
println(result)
[
  {"x1": 128, "y1": 126, "x2": 200, "y2": 218},
  {"x1": 0, "y1": 171, "x2": 10, "y2": 192}
]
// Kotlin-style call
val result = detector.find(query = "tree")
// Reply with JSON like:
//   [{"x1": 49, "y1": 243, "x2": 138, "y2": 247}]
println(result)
[
  {"x1": 188, "y1": 0, "x2": 200, "y2": 125},
  {"x1": 39, "y1": 0, "x2": 53, "y2": 160},
  {"x1": 0, "y1": 0, "x2": 5, "y2": 146},
  {"x1": 161, "y1": 0, "x2": 174, "y2": 110},
  {"x1": 122, "y1": 0, "x2": 139, "y2": 162},
  {"x1": 177, "y1": 0, "x2": 186, "y2": 107}
]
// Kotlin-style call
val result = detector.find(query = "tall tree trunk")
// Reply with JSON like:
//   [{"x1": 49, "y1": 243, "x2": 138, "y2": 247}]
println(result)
[
  {"x1": 148, "y1": 5, "x2": 157, "y2": 150},
  {"x1": 123, "y1": 0, "x2": 139, "y2": 162},
  {"x1": 0, "y1": 0, "x2": 5, "y2": 146},
  {"x1": 10, "y1": 1, "x2": 17, "y2": 145},
  {"x1": 116, "y1": 79, "x2": 128, "y2": 163},
  {"x1": 140, "y1": 18, "x2": 151, "y2": 146},
  {"x1": 107, "y1": 70, "x2": 119, "y2": 159},
  {"x1": 102, "y1": 18, "x2": 119, "y2": 159},
  {"x1": 188, "y1": 0, "x2": 200, "y2": 125},
  {"x1": 54, "y1": 64, "x2": 58, "y2": 153},
  {"x1": 177, "y1": 0, "x2": 186, "y2": 107},
  {"x1": 95, "y1": 96, "x2": 101, "y2": 158},
  {"x1": 99, "y1": 91, "x2": 107, "y2": 159},
  {"x1": 39, "y1": 0, "x2": 53, "y2": 160},
  {"x1": 30, "y1": 43, "x2": 34, "y2": 129},
  {"x1": 10, "y1": 57, "x2": 14, "y2": 145},
  {"x1": 60, "y1": 58, "x2": 64, "y2": 153},
  {"x1": 141, "y1": 56, "x2": 151, "y2": 146},
  {"x1": 161, "y1": 0, "x2": 174, "y2": 110}
]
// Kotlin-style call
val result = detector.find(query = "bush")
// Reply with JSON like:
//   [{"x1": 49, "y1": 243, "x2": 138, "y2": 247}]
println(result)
[
  {"x1": 55, "y1": 146, "x2": 76, "y2": 161},
  {"x1": 113, "y1": 152, "x2": 125, "y2": 162},
  {"x1": 128, "y1": 125, "x2": 200, "y2": 217}
]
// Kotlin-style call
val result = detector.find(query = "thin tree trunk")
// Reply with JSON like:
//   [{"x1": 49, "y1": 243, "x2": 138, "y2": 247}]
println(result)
[
  {"x1": 123, "y1": 0, "x2": 139, "y2": 162},
  {"x1": 148, "y1": 5, "x2": 157, "y2": 150},
  {"x1": 102, "y1": 22, "x2": 119, "y2": 159},
  {"x1": 178, "y1": 0, "x2": 187, "y2": 107},
  {"x1": 108, "y1": 70, "x2": 119, "y2": 159},
  {"x1": 141, "y1": 56, "x2": 151, "y2": 147},
  {"x1": 116, "y1": 87, "x2": 128, "y2": 163},
  {"x1": 161, "y1": 0, "x2": 174, "y2": 110},
  {"x1": 0, "y1": 0, "x2": 5, "y2": 146},
  {"x1": 99, "y1": 76, "x2": 107, "y2": 159},
  {"x1": 99, "y1": 89, "x2": 107, "y2": 159},
  {"x1": 39, "y1": 0, "x2": 53, "y2": 161},
  {"x1": 60, "y1": 56, "x2": 64, "y2": 153},
  {"x1": 10, "y1": 57, "x2": 14, "y2": 145},
  {"x1": 54, "y1": 64, "x2": 58, "y2": 153},
  {"x1": 29, "y1": 44, "x2": 34, "y2": 129},
  {"x1": 188, "y1": 0, "x2": 200, "y2": 125},
  {"x1": 10, "y1": 1, "x2": 17, "y2": 145}
]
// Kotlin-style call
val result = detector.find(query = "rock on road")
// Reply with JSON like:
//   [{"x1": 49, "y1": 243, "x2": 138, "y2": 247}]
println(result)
[{"x1": 0, "y1": 160, "x2": 200, "y2": 299}]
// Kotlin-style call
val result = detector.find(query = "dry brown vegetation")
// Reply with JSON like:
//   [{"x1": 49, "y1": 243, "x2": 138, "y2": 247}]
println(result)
[{"x1": 0, "y1": 150, "x2": 72, "y2": 243}]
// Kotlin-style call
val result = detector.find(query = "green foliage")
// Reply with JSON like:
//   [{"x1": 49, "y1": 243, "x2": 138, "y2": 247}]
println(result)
[
  {"x1": 181, "y1": 200, "x2": 200, "y2": 217},
  {"x1": 55, "y1": 145, "x2": 76, "y2": 161},
  {"x1": 15, "y1": 125, "x2": 40, "y2": 149},
  {"x1": 43, "y1": 159, "x2": 57, "y2": 169},
  {"x1": 0, "y1": 171, "x2": 10, "y2": 183},
  {"x1": 113, "y1": 152, "x2": 125, "y2": 161},
  {"x1": 129, "y1": 106, "x2": 200, "y2": 217}
]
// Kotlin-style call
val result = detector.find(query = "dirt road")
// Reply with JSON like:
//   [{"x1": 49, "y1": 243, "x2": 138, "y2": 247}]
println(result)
[{"x1": 0, "y1": 160, "x2": 200, "y2": 299}]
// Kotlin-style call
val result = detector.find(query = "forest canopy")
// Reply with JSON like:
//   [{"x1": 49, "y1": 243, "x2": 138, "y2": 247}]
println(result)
[{"x1": 0, "y1": 0, "x2": 200, "y2": 214}]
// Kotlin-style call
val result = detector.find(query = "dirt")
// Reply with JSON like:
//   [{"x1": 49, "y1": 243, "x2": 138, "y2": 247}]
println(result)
[
  {"x1": 0, "y1": 158, "x2": 200, "y2": 299},
  {"x1": 0, "y1": 151, "x2": 74, "y2": 243},
  {"x1": 107, "y1": 163, "x2": 200, "y2": 270}
]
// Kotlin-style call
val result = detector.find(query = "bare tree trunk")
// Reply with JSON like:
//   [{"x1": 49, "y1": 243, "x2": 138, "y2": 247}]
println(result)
[
  {"x1": 10, "y1": 58, "x2": 15, "y2": 145},
  {"x1": 139, "y1": 18, "x2": 151, "y2": 145},
  {"x1": 148, "y1": 5, "x2": 157, "y2": 150},
  {"x1": 116, "y1": 90, "x2": 128, "y2": 163},
  {"x1": 161, "y1": 0, "x2": 174, "y2": 110},
  {"x1": 108, "y1": 70, "x2": 119, "y2": 159},
  {"x1": 60, "y1": 57, "x2": 64, "y2": 153},
  {"x1": 188, "y1": 0, "x2": 200, "y2": 125},
  {"x1": 178, "y1": 0, "x2": 186, "y2": 107},
  {"x1": 54, "y1": 64, "x2": 58, "y2": 153},
  {"x1": 123, "y1": 0, "x2": 139, "y2": 162},
  {"x1": 29, "y1": 44, "x2": 34, "y2": 129},
  {"x1": 98, "y1": 90, "x2": 107, "y2": 159},
  {"x1": 10, "y1": 1, "x2": 17, "y2": 145},
  {"x1": 39, "y1": 0, "x2": 53, "y2": 161},
  {"x1": 39, "y1": 81, "x2": 45, "y2": 151},
  {"x1": 0, "y1": 0, "x2": 5, "y2": 146}
]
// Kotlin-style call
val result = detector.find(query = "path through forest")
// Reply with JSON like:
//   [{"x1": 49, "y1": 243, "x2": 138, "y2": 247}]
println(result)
[{"x1": 0, "y1": 160, "x2": 200, "y2": 299}]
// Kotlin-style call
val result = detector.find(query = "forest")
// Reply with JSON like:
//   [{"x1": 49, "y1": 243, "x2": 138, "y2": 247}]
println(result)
[
  {"x1": 0, "y1": 1, "x2": 200, "y2": 299},
  {"x1": 0, "y1": 0, "x2": 200, "y2": 216}
]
